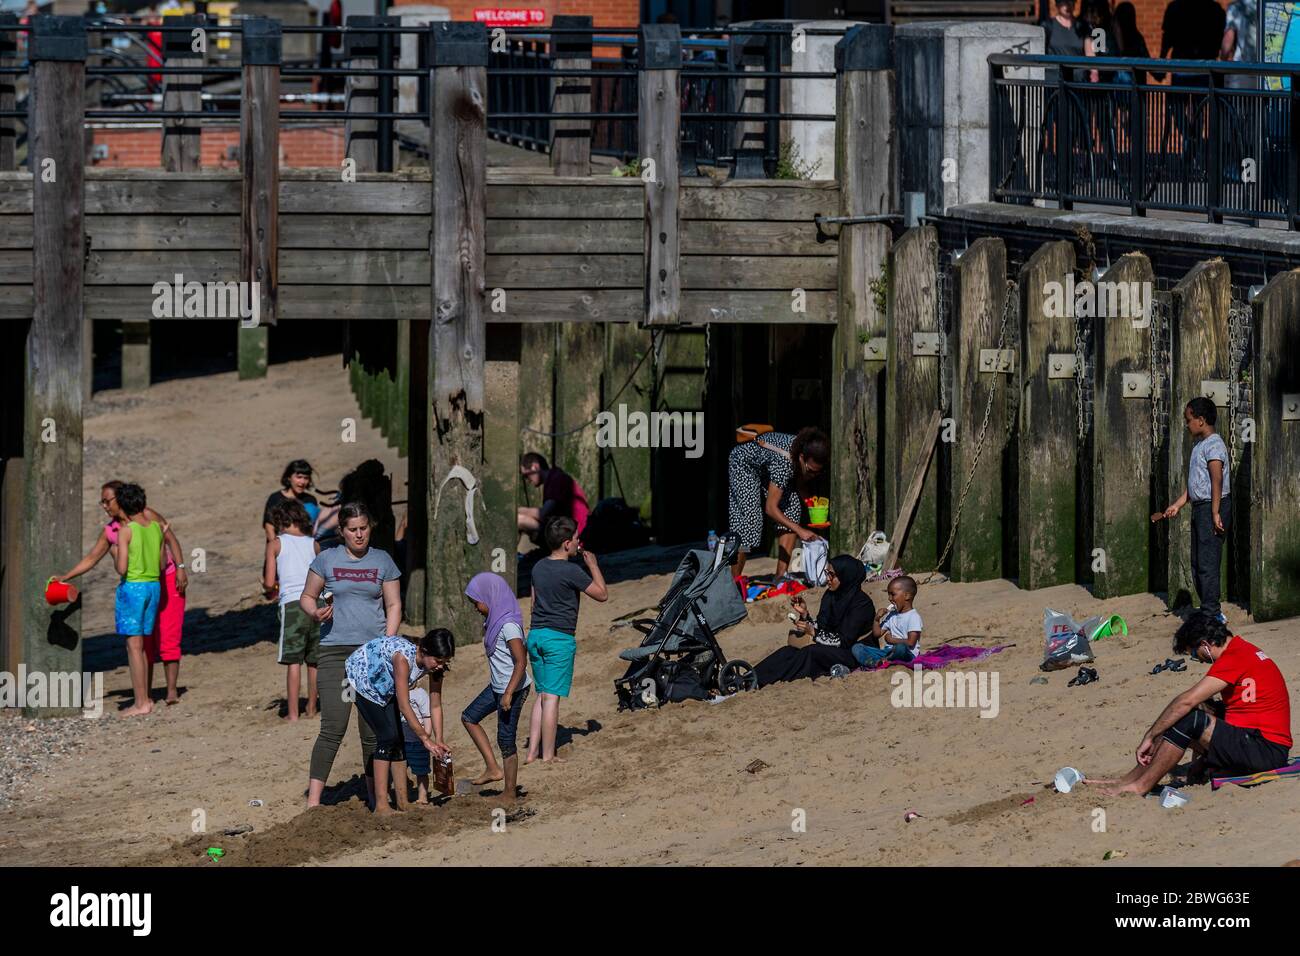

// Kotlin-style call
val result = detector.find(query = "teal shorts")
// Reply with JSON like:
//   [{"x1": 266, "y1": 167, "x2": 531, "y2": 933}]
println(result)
[{"x1": 527, "y1": 627, "x2": 576, "y2": 697}]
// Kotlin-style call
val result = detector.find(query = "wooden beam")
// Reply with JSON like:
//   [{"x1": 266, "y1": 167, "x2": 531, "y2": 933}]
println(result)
[
  {"x1": 162, "y1": 15, "x2": 203, "y2": 173},
  {"x1": 549, "y1": 16, "x2": 592, "y2": 178},
  {"x1": 1017, "y1": 240, "x2": 1077, "y2": 589},
  {"x1": 238, "y1": 17, "x2": 279, "y2": 379},
  {"x1": 1249, "y1": 271, "x2": 1300, "y2": 621},
  {"x1": 885, "y1": 410, "x2": 942, "y2": 570},
  {"x1": 950, "y1": 237, "x2": 1009, "y2": 582},
  {"x1": 639, "y1": 23, "x2": 681, "y2": 327},
  {"x1": 1092, "y1": 253, "x2": 1156, "y2": 598},
  {"x1": 885, "y1": 226, "x2": 940, "y2": 571},
  {"x1": 24, "y1": 15, "x2": 85, "y2": 716},
  {"x1": 1, "y1": 319, "x2": 25, "y2": 675},
  {"x1": 518, "y1": 323, "x2": 556, "y2": 486},
  {"x1": 0, "y1": 14, "x2": 17, "y2": 171},
  {"x1": 1168, "y1": 260, "x2": 1230, "y2": 609},
  {"x1": 426, "y1": 22, "x2": 489, "y2": 644},
  {"x1": 830, "y1": 24, "x2": 895, "y2": 556}
]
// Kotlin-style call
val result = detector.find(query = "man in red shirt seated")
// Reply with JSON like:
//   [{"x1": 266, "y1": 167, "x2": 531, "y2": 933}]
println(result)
[
  {"x1": 517, "y1": 453, "x2": 589, "y2": 542},
  {"x1": 1094, "y1": 615, "x2": 1292, "y2": 796}
]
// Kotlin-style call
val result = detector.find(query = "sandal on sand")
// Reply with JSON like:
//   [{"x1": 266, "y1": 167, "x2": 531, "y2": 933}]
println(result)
[
  {"x1": 1151, "y1": 658, "x2": 1186, "y2": 674},
  {"x1": 1068, "y1": 666, "x2": 1099, "y2": 687}
]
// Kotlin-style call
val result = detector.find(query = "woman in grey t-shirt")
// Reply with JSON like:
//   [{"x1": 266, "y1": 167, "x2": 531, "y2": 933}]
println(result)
[{"x1": 300, "y1": 501, "x2": 403, "y2": 808}]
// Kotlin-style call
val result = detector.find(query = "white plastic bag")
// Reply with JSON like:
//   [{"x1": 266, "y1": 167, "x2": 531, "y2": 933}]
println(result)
[
  {"x1": 802, "y1": 536, "x2": 829, "y2": 587},
  {"x1": 1041, "y1": 608, "x2": 1096, "y2": 671},
  {"x1": 858, "y1": 531, "x2": 890, "y2": 566}
]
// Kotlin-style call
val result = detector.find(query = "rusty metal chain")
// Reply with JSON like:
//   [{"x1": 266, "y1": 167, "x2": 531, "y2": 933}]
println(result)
[
  {"x1": 1228, "y1": 296, "x2": 1253, "y2": 467},
  {"x1": 1149, "y1": 291, "x2": 1172, "y2": 452},
  {"x1": 1003, "y1": 279, "x2": 1021, "y2": 443},
  {"x1": 935, "y1": 250, "x2": 953, "y2": 416},
  {"x1": 1074, "y1": 301, "x2": 1093, "y2": 443}
]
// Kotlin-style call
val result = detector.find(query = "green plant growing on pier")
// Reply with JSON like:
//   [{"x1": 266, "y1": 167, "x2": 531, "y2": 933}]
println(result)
[
  {"x1": 612, "y1": 158, "x2": 643, "y2": 177},
  {"x1": 869, "y1": 257, "x2": 890, "y2": 316},
  {"x1": 774, "y1": 139, "x2": 822, "y2": 181}
]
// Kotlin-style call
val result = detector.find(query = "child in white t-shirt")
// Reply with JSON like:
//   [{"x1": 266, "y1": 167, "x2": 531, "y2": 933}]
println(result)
[
  {"x1": 401, "y1": 686, "x2": 434, "y2": 802},
  {"x1": 853, "y1": 576, "x2": 923, "y2": 667}
]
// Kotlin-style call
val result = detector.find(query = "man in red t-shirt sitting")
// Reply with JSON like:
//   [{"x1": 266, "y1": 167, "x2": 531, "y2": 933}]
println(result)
[
  {"x1": 517, "y1": 453, "x2": 589, "y2": 543},
  {"x1": 1094, "y1": 615, "x2": 1292, "y2": 796}
]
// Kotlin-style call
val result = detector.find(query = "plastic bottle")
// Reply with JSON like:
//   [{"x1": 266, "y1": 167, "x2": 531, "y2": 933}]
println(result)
[
  {"x1": 706, "y1": 530, "x2": 719, "y2": 551},
  {"x1": 829, "y1": 664, "x2": 850, "y2": 679}
]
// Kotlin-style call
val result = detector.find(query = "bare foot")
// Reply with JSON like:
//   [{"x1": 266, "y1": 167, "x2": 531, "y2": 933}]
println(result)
[
  {"x1": 165, "y1": 697, "x2": 180, "y2": 706},
  {"x1": 542, "y1": 755, "x2": 567, "y2": 764},
  {"x1": 119, "y1": 703, "x2": 153, "y2": 718},
  {"x1": 524, "y1": 753, "x2": 539, "y2": 765},
  {"x1": 306, "y1": 708, "x2": 318, "y2": 718},
  {"x1": 472, "y1": 769, "x2": 504, "y2": 786},
  {"x1": 373, "y1": 803, "x2": 396, "y2": 817},
  {"x1": 1100, "y1": 783, "x2": 1144, "y2": 796},
  {"x1": 285, "y1": 714, "x2": 300, "y2": 722}
]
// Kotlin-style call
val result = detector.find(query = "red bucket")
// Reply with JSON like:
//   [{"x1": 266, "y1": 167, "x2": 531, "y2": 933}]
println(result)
[{"x1": 44, "y1": 577, "x2": 78, "y2": 606}]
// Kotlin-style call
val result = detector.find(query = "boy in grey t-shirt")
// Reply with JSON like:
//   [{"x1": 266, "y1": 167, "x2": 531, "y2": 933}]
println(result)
[{"x1": 1152, "y1": 397, "x2": 1230, "y2": 621}]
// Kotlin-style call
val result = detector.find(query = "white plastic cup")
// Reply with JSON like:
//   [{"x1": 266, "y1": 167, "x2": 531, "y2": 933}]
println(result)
[
  {"x1": 1054, "y1": 767, "x2": 1084, "y2": 793},
  {"x1": 1159, "y1": 786, "x2": 1189, "y2": 808}
]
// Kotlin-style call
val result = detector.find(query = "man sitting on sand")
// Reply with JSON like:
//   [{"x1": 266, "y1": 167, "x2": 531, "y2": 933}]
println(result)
[{"x1": 1093, "y1": 615, "x2": 1292, "y2": 796}]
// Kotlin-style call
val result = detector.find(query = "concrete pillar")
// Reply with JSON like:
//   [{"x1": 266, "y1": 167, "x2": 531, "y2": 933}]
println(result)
[{"x1": 897, "y1": 21, "x2": 1044, "y2": 216}]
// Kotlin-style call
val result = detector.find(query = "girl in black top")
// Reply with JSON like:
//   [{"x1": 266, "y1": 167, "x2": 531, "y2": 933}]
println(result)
[{"x1": 754, "y1": 555, "x2": 876, "y2": 687}]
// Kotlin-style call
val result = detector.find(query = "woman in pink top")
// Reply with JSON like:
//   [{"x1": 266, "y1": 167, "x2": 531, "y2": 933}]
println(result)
[{"x1": 55, "y1": 480, "x2": 190, "y2": 705}]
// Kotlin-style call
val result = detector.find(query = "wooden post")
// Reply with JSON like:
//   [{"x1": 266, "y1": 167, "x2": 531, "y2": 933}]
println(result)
[
  {"x1": 884, "y1": 226, "x2": 940, "y2": 571},
  {"x1": 484, "y1": 325, "x2": 521, "y2": 592},
  {"x1": 949, "y1": 237, "x2": 1008, "y2": 582},
  {"x1": 426, "y1": 22, "x2": 488, "y2": 644},
  {"x1": 1249, "y1": 271, "x2": 1300, "y2": 621},
  {"x1": 555, "y1": 323, "x2": 603, "y2": 503},
  {"x1": 831, "y1": 24, "x2": 896, "y2": 556},
  {"x1": 1, "y1": 321, "x2": 26, "y2": 675},
  {"x1": 344, "y1": 16, "x2": 381, "y2": 171},
  {"x1": 1167, "y1": 260, "x2": 1230, "y2": 609},
  {"x1": 1018, "y1": 240, "x2": 1077, "y2": 589},
  {"x1": 1092, "y1": 252, "x2": 1155, "y2": 598},
  {"x1": 518, "y1": 323, "x2": 556, "y2": 468},
  {"x1": 405, "y1": 318, "x2": 429, "y2": 625},
  {"x1": 604, "y1": 322, "x2": 654, "y2": 520},
  {"x1": 24, "y1": 15, "x2": 85, "y2": 716},
  {"x1": 0, "y1": 14, "x2": 17, "y2": 171},
  {"x1": 238, "y1": 17, "x2": 279, "y2": 379},
  {"x1": 162, "y1": 15, "x2": 203, "y2": 172},
  {"x1": 639, "y1": 23, "x2": 680, "y2": 327},
  {"x1": 550, "y1": 15, "x2": 591, "y2": 177}
]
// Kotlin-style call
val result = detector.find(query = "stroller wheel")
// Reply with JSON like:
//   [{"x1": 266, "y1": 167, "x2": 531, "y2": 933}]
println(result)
[
  {"x1": 718, "y1": 659, "x2": 757, "y2": 695},
  {"x1": 638, "y1": 678, "x2": 658, "y2": 707}
]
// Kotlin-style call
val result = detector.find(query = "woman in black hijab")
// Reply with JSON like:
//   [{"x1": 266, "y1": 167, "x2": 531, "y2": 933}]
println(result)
[{"x1": 753, "y1": 555, "x2": 876, "y2": 687}]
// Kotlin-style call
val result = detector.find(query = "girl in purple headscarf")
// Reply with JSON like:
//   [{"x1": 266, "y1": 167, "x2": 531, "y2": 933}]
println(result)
[{"x1": 461, "y1": 572, "x2": 532, "y2": 800}]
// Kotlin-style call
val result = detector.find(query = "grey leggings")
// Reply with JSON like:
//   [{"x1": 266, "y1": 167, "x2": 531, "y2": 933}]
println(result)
[{"x1": 309, "y1": 644, "x2": 377, "y2": 783}]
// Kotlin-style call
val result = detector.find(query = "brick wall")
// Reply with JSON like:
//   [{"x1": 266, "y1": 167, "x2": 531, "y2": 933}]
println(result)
[
  {"x1": 91, "y1": 126, "x2": 345, "y2": 169},
  {"x1": 1099, "y1": 0, "x2": 1229, "y2": 58}
]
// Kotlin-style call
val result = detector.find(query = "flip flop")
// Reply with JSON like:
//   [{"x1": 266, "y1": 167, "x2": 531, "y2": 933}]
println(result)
[
  {"x1": 1165, "y1": 658, "x2": 1186, "y2": 672},
  {"x1": 1068, "y1": 666, "x2": 1099, "y2": 687}
]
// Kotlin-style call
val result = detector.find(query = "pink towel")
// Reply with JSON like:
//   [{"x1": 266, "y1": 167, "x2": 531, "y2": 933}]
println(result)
[{"x1": 870, "y1": 643, "x2": 1011, "y2": 670}]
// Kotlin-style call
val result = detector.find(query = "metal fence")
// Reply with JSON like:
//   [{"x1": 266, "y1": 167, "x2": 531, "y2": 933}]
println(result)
[{"x1": 990, "y1": 54, "x2": 1300, "y2": 226}]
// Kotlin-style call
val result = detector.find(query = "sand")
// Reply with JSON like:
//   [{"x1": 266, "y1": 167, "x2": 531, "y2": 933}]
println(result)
[{"x1": 2, "y1": 356, "x2": 1298, "y2": 867}]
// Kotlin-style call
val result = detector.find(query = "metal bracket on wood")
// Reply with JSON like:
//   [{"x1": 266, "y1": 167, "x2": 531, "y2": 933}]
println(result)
[
  {"x1": 1047, "y1": 353, "x2": 1076, "y2": 379},
  {"x1": 1122, "y1": 372, "x2": 1152, "y2": 398},
  {"x1": 912, "y1": 332, "x2": 941, "y2": 356},
  {"x1": 1200, "y1": 380, "x2": 1230, "y2": 407},
  {"x1": 814, "y1": 213, "x2": 902, "y2": 243},
  {"x1": 862, "y1": 337, "x2": 887, "y2": 362},
  {"x1": 1283, "y1": 394, "x2": 1300, "y2": 422},
  {"x1": 979, "y1": 348, "x2": 1016, "y2": 374}
]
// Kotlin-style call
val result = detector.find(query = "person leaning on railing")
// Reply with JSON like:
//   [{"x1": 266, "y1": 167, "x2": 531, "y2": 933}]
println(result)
[{"x1": 1042, "y1": 0, "x2": 1099, "y2": 84}]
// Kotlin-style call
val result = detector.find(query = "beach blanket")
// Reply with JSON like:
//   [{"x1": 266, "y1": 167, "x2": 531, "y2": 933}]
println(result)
[
  {"x1": 1211, "y1": 757, "x2": 1300, "y2": 791},
  {"x1": 864, "y1": 643, "x2": 1011, "y2": 671}
]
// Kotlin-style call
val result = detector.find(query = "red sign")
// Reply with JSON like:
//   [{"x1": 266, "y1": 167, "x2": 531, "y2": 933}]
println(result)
[{"x1": 473, "y1": 8, "x2": 547, "y2": 27}]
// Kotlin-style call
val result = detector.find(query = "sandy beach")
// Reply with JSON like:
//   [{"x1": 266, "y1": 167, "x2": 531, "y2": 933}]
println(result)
[{"x1": 1, "y1": 356, "x2": 1297, "y2": 867}]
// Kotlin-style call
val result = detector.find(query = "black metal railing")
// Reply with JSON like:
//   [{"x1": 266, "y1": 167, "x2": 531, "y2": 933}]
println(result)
[{"x1": 990, "y1": 54, "x2": 1300, "y2": 226}]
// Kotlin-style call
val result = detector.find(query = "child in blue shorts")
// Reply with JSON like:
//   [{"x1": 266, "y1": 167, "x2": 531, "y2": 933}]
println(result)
[
  {"x1": 524, "y1": 517, "x2": 607, "y2": 764},
  {"x1": 853, "y1": 576, "x2": 923, "y2": 668},
  {"x1": 112, "y1": 483, "x2": 166, "y2": 717}
]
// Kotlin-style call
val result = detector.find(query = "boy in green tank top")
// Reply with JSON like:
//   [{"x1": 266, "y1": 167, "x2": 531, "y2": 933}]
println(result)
[{"x1": 113, "y1": 483, "x2": 166, "y2": 717}]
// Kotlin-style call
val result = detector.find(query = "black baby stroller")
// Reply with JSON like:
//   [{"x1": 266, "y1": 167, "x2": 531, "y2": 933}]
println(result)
[{"x1": 614, "y1": 533, "x2": 757, "y2": 710}]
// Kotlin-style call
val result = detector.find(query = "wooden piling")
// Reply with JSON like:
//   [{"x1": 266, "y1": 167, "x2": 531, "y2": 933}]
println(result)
[
  {"x1": 1249, "y1": 271, "x2": 1300, "y2": 621},
  {"x1": 1, "y1": 320, "x2": 25, "y2": 675},
  {"x1": 1092, "y1": 252, "x2": 1156, "y2": 598},
  {"x1": 831, "y1": 24, "x2": 896, "y2": 556},
  {"x1": 604, "y1": 323, "x2": 654, "y2": 521},
  {"x1": 1168, "y1": 260, "x2": 1230, "y2": 609},
  {"x1": 1017, "y1": 240, "x2": 1077, "y2": 589},
  {"x1": 24, "y1": 15, "x2": 85, "y2": 715},
  {"x1": 238, "y1": 18, "x2": 279, "y2": 379},
  {"x1": 949, "y1": 237, "x2": 1008, "y2": 582},
  {"x1": 555, "y1": 322, "x2": 604, "y2": 504},
  {"x1": 484, "y1": 326, "x2": 521, "y2": 592},
  {"x1": 885, "y1": 226, "x2": 940, "y2": 571},
  {"x1": 405, "y1": 318, "x2": 429, "y2": 625},
  {"x1": 639, "y1": 24, "x2": 681, "y2": 327},
  {"x1": 426, "y1": 22, "x2": 488, "y2": 645},
  {"x1": 549, "y1": 16, "x2": 592, "y2": 178}
]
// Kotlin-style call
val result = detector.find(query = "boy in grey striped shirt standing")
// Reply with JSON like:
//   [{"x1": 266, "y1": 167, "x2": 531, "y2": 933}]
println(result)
[{"x1": 1152, "y1": 397, "x2": 1231, "y2": 622}]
